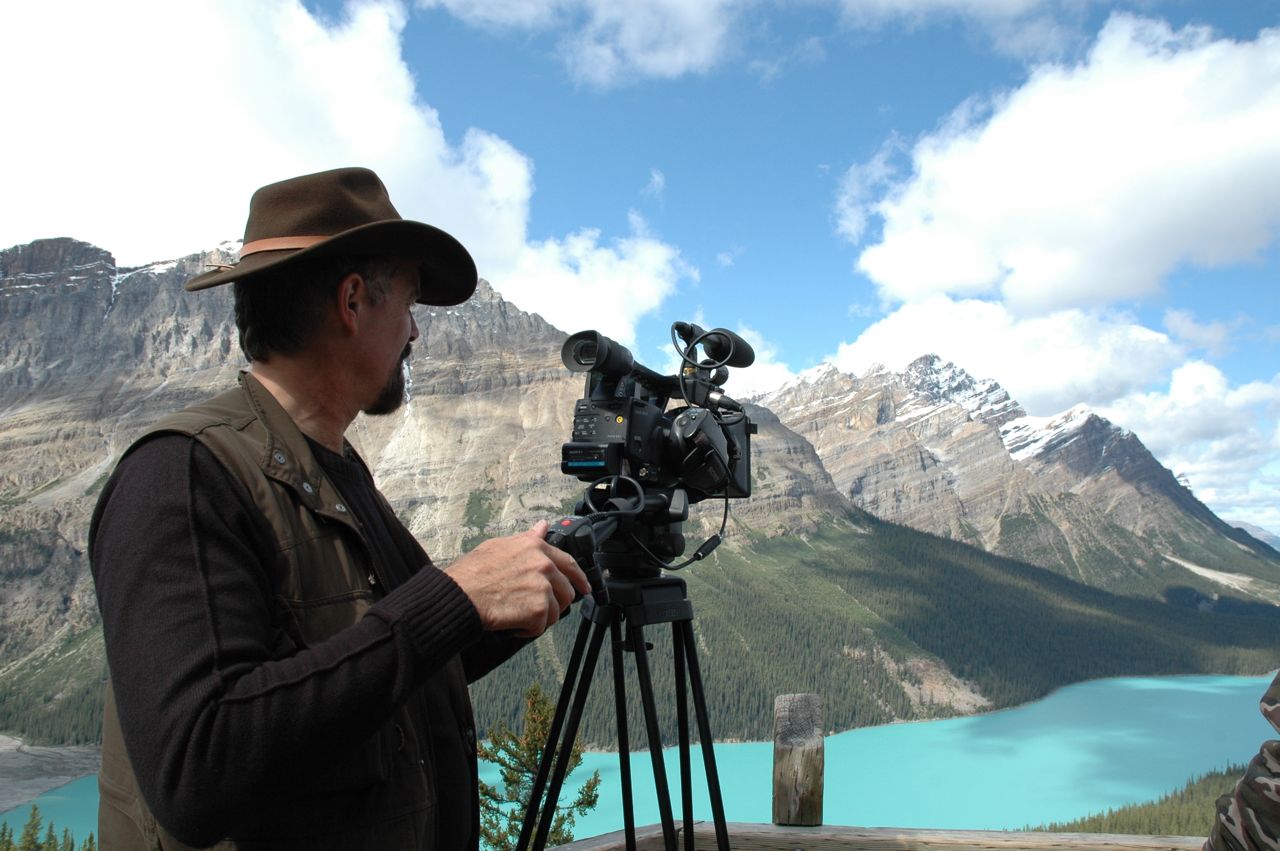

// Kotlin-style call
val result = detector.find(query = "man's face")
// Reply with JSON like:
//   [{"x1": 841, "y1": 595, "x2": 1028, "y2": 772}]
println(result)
[{"x1": 362, "y1": 260, "x2": 421, "y2": 417}]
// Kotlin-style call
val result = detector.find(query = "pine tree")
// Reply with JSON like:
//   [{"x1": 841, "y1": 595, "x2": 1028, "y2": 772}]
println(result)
[
  {"x1": 0, "y1": 821, "x2": 14, "y2": 851},
  {"x1": 58, "y1": 828, "x2": 74, "y2": 851},
  {"x1": 78, "y1": 834, "x2": 95, "y2": 851},
  {"x1": 40, "y1": 824, "x2": 56, "y2": 851},
  {"x1": 477, "y1": 683, "x2": 601, "y2": 851},
  {"x1": 16, "y1": 806, "x2": 41, "y2": 851}
]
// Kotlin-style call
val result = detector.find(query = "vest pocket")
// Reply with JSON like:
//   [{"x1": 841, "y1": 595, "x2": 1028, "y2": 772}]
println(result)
[{"x1": 275, "y1": 589, "x2": 374, "y2": 646}]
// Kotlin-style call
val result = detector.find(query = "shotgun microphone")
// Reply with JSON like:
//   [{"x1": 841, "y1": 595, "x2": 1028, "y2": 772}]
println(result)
[{"x1": 672, "y1": 322, "x2": 755, "y2": 368}]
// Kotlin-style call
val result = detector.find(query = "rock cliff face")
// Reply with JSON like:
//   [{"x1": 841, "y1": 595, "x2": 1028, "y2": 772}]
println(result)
[
  {"x1": 0, "y1": 237, "x2": 924, "y2": 742},
  {"x1": 0, "y1": 239, "x2": 242, "y2": 667},
  {"x1": 756, "y1": 356, "x2": 1280, "y2": 601}
]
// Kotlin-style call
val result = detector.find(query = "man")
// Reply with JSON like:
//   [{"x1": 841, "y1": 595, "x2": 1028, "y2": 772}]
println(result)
[{"x1": 89, "y1": 167, "x2": 589, "y2": 850}]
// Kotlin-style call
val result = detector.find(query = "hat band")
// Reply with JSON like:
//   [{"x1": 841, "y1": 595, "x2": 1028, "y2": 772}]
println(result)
[{"x1": 240, "y1": 236, "x2": 329, "y2": 258}]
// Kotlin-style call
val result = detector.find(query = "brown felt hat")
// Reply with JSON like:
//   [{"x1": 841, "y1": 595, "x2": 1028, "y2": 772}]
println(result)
[{"x1": 184, "y1": 167, "x2": 477, "y2": 306}]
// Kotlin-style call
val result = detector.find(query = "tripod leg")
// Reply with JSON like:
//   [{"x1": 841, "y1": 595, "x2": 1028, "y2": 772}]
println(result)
[
  {"x1": 610, "y1": 619, "x2": 637, "y2": 851},
  {"x1": 680, "y1": 619, "x2": 731, "y2": 851},
  {"x1": 630, "y1": 623, "x2": 678, "y2": 851},
  {"x1": 529, "y1": 616, "x2": 611, "y2": 851},
  {"x1": 517, "y1": 615, "x2": 593, "y2": 851},
  {"x1": 673, "y1": 623, "x2": 694, "y2": 851}
]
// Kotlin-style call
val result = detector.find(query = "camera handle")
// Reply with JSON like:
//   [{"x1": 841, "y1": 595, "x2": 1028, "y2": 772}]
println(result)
[{"x1": 544, "y1": 513, "x2": 614, "y2": 605}]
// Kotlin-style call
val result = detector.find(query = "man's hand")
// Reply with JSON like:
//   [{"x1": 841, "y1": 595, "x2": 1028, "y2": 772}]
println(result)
[{"x1": 445, "y1": 520, "x2": 591, "y2": 638}]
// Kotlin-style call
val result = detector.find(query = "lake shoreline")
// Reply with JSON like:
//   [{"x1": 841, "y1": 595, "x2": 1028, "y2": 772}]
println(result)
[
  {"x1": 0, "y1": 735, "x2": 101, "y2": 814},
  {"x1": 3, "y1": 669, "x2": 1274, "y2": 829}
]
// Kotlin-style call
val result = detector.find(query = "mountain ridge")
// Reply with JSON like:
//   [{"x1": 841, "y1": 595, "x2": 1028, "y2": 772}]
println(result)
[
  {"x1": 755, "y1": 354, "x2": 1280, "y2": 601},
  {"x1": 2, "y1": 236, "x2": 1278, "y2": 748}
]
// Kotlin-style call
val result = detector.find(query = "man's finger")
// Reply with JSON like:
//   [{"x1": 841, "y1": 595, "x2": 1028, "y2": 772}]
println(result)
[{"x1": 546, "y1": 569, "x2": 578, "y2": 609}]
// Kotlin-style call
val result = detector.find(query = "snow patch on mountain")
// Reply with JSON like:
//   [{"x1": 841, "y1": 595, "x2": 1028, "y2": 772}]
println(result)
[
  {"x1": 999, "y1": 404, "x2": 1098, "y2": 462},
  {"x1": 760, "y1": 361, "x2": 840, "y2": 397}
]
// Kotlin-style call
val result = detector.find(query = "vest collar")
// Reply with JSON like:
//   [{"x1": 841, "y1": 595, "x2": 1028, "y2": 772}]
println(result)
[{"x1": 237, "y1": 370, "x2": 362, "y2": 532}]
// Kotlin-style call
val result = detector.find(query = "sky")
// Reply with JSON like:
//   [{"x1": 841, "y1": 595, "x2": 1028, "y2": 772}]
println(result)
[{"x1": 2, "y1": 0, "x2": 1278, "y2": 534}]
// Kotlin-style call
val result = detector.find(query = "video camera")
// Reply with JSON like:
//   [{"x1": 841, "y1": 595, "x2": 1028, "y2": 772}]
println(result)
[
  {"x1": 524, "y1": 324, "x2": 753, "y2": 851},
  {"x1": 547, "y1": 322, "x2": 757, "y2": 578}
]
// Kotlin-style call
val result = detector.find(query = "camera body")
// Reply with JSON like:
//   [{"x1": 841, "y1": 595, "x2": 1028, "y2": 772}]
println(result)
[{"x1": 558, "y1": 329, "x2": 754, "y2": 504}]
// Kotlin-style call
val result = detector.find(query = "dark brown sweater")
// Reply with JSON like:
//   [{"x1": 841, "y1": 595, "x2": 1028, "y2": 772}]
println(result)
[{"x1": 90, "y1": 433, "x2": 520, "y2": 848}]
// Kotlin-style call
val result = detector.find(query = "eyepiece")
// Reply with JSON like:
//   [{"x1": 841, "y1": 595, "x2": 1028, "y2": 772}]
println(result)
[
  {"x1": 570, "y1": 339, "x2": 597, "y2": 367},
  {"x1": 561, "y1": 331, "x2": 634, "y2": 376}
]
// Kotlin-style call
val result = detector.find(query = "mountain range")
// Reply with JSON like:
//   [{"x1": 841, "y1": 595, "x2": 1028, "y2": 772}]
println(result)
[
  {"x1": 755, "y1": 359, "x2": 1280, "y2": 604},
  {"x1": 2, "y1": 237, "x2": 1278, "y2": 748}
]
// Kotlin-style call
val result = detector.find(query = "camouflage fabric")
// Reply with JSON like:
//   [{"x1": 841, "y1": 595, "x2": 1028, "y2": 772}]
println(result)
[{"x1": 1206, "y1": 672, "x2": 1280, "y2": 851}]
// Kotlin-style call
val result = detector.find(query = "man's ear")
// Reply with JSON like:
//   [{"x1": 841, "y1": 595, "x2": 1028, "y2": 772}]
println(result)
[{"x1": 334, "y1": 272, "x2": 364, "y2": 334}]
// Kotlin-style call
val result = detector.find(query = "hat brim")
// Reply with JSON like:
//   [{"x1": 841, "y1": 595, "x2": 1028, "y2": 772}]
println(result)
[{"x1": 184, "y1": 219, "x2": 477, "y2": 306}]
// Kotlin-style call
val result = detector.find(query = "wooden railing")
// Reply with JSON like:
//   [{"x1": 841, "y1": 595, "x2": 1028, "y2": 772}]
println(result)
[{"x1": 560, "y1": 822, "x2": 1204, "y2": 851}]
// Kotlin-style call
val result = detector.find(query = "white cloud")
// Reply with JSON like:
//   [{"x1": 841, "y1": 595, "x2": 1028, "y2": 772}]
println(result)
[
  {"x1": 841, "y1": 14, "x2": 1280, "y2": 315},
  {"x1": 715, "y1": 248, "x2": 740, "y2": 267},
  {"x1": 834, "y1": 0, "x2": 1101, "y2": 59},
  {"x1": 835, "y1": 139, "x2": 900, "y2": 245},
  {"x1": 831, "y1": 296, "x2": 1181, "y2": 414},
  {"x1": 415, "y1": 0, "x2": 561, "y2": 29},
  {"x1": 502, "y1": 216, "x2": 698, "y2": 346},
  {"x1": 417, "y1": 0, "x2": 745, "y2": 87},
  {"x1": 0, "y1": 0, "x2": 687, "y2": 338},
  {"x1": 415, "y1": 0, "x2": 1105, "y2": 86},
  {"x1": 1162, "y1": 309, "x2": 1241, "y2": 358},
  {"x1": 747, "y1": 34, "x2": 826, "y2": 83},
  {"x1": 838, "y1": 0, "x2": 1053, "y2": 18},
  {"x1": 642, "y1": 168, "x2": 667, "y2": 200},
  {"x1": 3, "y1": 2, "x2": 423, "y2": 264}
]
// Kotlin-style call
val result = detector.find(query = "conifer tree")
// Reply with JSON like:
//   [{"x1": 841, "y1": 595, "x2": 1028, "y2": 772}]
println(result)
[
  {"x1": 78, "y1": 834, "x2": 95, "y2": 851},
  {"x1": 59, "y1": 828, "x2": 74, "y2": 851},
  {"x1": 478, "y1": 683, "x2": 601, "y2": 851},
  {"x1": 40, "y1": 824, "x2": 56, "y2": 851},
  {"x1": 0, "y1": 821, "x2": 14, "y2": 851},
  {"x1": 16, "y1": 806, "x2": 41, "y2": 851}
]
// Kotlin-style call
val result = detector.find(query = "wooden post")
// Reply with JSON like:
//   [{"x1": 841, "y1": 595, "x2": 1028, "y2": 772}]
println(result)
[{"x1": 773, "y1": 693, "x2": 824, "y2": 826}]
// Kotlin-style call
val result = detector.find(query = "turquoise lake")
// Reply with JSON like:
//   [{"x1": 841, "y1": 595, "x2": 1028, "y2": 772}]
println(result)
[{"x1": 4, "y1": 672, "x2": 1275, "y2": 844}]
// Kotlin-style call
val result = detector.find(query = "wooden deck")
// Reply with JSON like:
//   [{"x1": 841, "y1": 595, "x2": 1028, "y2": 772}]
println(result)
[{"x1": 559, "y1": 823, "x2": 1205, "y2": 851}]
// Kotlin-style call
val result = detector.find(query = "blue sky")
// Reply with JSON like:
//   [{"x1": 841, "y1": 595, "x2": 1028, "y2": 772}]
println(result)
[{"x1": 2, "y1": 0, "x2": 1278, "y2": 533}]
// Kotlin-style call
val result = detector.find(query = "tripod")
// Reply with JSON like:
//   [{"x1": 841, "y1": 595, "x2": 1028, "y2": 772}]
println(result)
[{"x1": 515, "y1": 569, "x2": 732, "y2": 851}]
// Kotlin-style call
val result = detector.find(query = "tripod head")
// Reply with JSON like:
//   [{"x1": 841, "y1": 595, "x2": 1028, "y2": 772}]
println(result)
[{"x1": 545, "y1": 476, "x2": 709, "y2": 609}]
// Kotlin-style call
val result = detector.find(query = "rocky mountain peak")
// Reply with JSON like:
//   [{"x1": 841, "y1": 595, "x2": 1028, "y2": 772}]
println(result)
[
  {"x1": 1, "y1": 237, "x2": 114, "y2": 280},
  {"x1": 899, "y1": 354, "x2": 1025, "y2": 427},
  {"x1": 761, "y1": 351, "x2": 1280, "y2": 598}
]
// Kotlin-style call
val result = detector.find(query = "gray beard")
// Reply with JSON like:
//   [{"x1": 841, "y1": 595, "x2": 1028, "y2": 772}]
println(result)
[{"x1": 365, "y1": 345, "x2": 411, "y2": 416}]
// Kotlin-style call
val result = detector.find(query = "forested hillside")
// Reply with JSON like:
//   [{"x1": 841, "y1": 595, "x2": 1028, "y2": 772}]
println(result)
[
  {"x1": 1034, "y1": 764, "x2": 1245, "y2": 836},
  {"x1": 471, "y1": 509, "x2": 1280, "y2": 747}
]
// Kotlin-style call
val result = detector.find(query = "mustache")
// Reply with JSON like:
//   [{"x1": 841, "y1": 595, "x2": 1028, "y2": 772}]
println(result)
[{"x1": 400, "y1": 343, "x2": 412, "y2": 361}]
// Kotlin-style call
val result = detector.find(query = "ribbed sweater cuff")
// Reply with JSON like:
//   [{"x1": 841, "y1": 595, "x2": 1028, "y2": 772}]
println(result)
[{"x1": 372, "y1": 566, "x2": 483, "y2": 672}]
